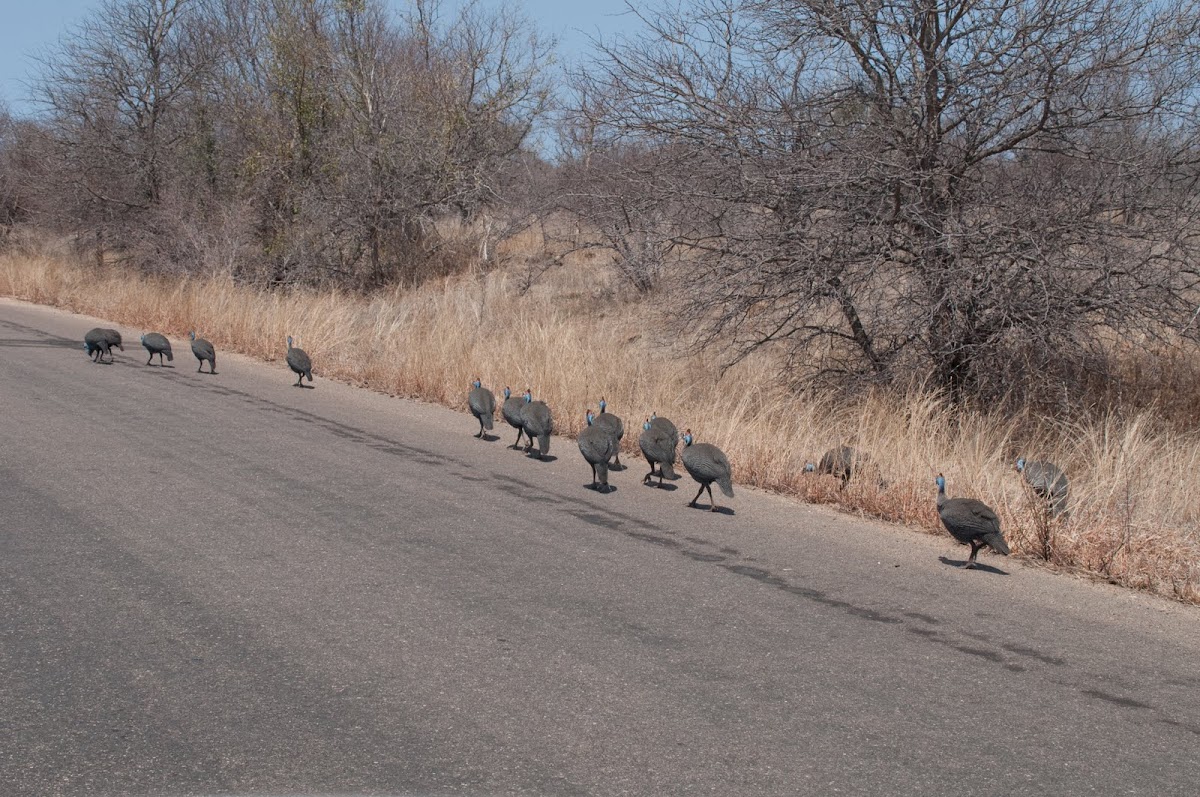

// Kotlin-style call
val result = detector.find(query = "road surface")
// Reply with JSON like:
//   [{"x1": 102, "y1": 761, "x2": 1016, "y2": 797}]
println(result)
[{"x1": 2, "y1": 298, "x2": 1198, "y2": 795}]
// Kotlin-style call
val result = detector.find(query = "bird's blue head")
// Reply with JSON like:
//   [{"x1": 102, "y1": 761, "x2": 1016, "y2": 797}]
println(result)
[
  {"x1": 599, "y1": 398, "x2": 607, "y2": 412},
  {"x1": 82, "y1": 341, "x2": 89, "y2": 350},
  {"x1": 682, "y1": 430, "x2": 693, "y2": 447},
  {"x1": 1015, "y1": 457, "x2": 1026, "y2": 472},
  {"x1": 139, "y1": 333, "x2": 146, "y2": 344},
  {"x1": 472, "y1": 378, "x2": 481, "y2": 388},
  {"x1": 804, "y1": 462, "x2": 815, "y2": 473},
  {"x1": 643, "y1": 419, "x2": 651, "y2": 431},
  {"x1": 650, "y1": 412, "x2": 657, "y2": 421},
  {"x1": 523, "y1": 389, "x2": 532, "y2": 403},
  {"x1": 503, "y1": 386, "x2": 511, "y2": 399},
  {"x1": 287, "y1": 335, "x2": 294, "y2": 348},
  {"x1": 936, "y1": 474, "x2": 946, "y2": 492},
  {"x1": 586, "y1": 409, "x2": 595, "y2": 425},
  {"x1": 189, "y1": 330, "x2": 196, "y2": 341}
]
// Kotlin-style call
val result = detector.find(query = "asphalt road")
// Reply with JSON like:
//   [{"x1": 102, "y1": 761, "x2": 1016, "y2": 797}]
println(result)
[{"x1": 2, "y1": 298, "x2": 1199, "y2": 796}]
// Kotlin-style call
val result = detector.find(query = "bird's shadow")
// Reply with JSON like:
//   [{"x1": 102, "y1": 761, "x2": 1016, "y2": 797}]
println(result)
[
  {"x1": 292, "y1": 383, "x2": 316, "y2": 389},
  {"x1": 644, "y1": 481, "x2": 678, "y2": 492},
  {"x1": 609, "y1": 461, "x2": 628, "y2": 472},
  {"x1": 688, "y1": 503, "x2": 736, "y2": 516},
  {"x1": 938, "y1": 556, "x2": 1009, "y2": 576},
  {"x1": 475, "y1": 432, "x2": 500, "y2": 442},
  {"x1": 584, "y1": 483, "x2": 617, "y2": 494},
  {"x1": 526, "y1": 453, "x2": 557, "y2": 463},
  {"x1": 147, "y1": 363, "x2": 175, "y2": 368}
]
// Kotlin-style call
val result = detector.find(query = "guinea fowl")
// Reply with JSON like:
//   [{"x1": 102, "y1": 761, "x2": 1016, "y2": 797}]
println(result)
[
  {"x1": 649, "y1": 413, "x2": 679, "y2": 451},
  {"x1": 286, "y1": 335, "x2": 313, "y2": 386},
  {"x1": 681, "y1": 429, "x2": 734, "y2": 512},
  {"x1": 188, "y1": 331, "x2": 217, "y2": 374},
  {"x1": 593, "y1": 397, "x2": 624, "y2": 467},
  {"x1": 1015, "y1": 458, "x2": 1069, "y2": 518},
  {"x1": 501, "y1": 386, "x2": 527, "y2": 449},
  {"x1": 519, "y1": 389, "x2": 552, "y2": 459},
  {"x1": 936, "y1": 474, "x2": 1010, "y2": 569},
  {"x1": 648, "y1": 413, "x2": 680, "y2": 474},
  {"x1": 639, "y1": 417, "x2": 678, "y2": 487},
  {"x1": 807, "y1": 445, "x2": 859, "y2": 487},
  {"x1": 84, "y1": 327, "x2": 122, "y2": 363},
  {"x1": 579, "y1": 410, "x2": 617, "y2": 492},
  {"x1": 468, "y1": 378, "x2": 496, "y2": 439},
  {"x1": 140, "y1": 332, "x2": 173, "y2": 366}
]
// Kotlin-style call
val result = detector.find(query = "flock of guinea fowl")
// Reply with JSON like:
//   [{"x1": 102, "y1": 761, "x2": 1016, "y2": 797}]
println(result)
[{"x1": 83, "y1": 325, "x2": 1070, "y2": 571}]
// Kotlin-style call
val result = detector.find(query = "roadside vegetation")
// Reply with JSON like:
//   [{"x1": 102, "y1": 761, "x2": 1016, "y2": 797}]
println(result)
[
  {"x1": 4, "y1": 233, "x2": 1200, "y2": 603},
  {"x1": 2, "y1": 0, "x2": 1200, "y2": 602}
]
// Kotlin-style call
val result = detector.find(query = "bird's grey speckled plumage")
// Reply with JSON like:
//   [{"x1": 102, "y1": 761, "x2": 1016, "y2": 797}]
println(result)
[
  {"x1": 519, "y1": 390, "x2": 552, "y2": 458},
  {"x1": 639, "y1": 417, "x2": 678, "y2": 487},
  {"x1": 936, "y1": 474, "x2": 1010, "y2": 568},
  {"x1": 286, "y1": 336, "x2": 313, "y2": 386},
  {"x1": 579, "y1": 413, "x2": 617, "y2": 492},
  {"x1": 84, "y1": 327, "x2": 122, "y2": 363},
  {"x1": 468, "y1": 380, "x2": 496, "y2": 438},
  {"x1": 189, "y1": 331, "x2": 216, "y2": 374},
  {"x1": 140, "y1": 332, "x2": 173, "y2": 366},
  {"x1": 681, "y1": 430, "x2": 734, "y2": 511},
  {"x1": 501, "y1": 386, "x2": 527, "y2": 449},
  {"x1": 818, "y1": 446, "x2": 859, "y2": 486},
  {"x1": 1016, "y1": 458, "x2": 1069, "y2": 518},
  {"x1": 593, "y1": 398, "x2": 624, "y2": 467}
]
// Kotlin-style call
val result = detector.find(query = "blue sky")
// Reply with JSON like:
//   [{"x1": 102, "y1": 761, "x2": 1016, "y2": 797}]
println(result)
[{"x1": 0, "y1": 0, "x2": 637, "y2": 115}]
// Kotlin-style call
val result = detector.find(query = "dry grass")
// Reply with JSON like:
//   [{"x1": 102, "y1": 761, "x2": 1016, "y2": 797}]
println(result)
[{"x1": 3, "y1": 235, "x2": 1199, "y2": 603}]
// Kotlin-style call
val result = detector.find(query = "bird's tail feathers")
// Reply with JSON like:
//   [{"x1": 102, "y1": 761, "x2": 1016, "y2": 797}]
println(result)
[
  {"x1": 595, "y1": 460, "x2": 609, "y2": 484},
  {"x1": 982, "y1": 531, "x2": 1010, "y2": 555},
  {"x1": 538, "y1": 430, "x2": 550, "y2": 456},
  {"x1": 660, "y1": 461, "x2": 677, "y2": 480},
  {"x1": 717, "y1": 474, "x2": 735, "y2": 498},
  {"x1": 166, "y1": 350, "x2": 174, "y2": 361},
  {"x1": 483, "y1": 413, "x2": 494, "y2": 430}
]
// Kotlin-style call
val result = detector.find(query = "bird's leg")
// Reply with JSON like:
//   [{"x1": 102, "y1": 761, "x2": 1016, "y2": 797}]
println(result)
[
  {"x1": 197, "y1": 363, "x2": 203, "y2": 373},
  {"x1": 643, "y1": 468, "x2": 654, "y2": 485},
  {"x1": 294, "y1": 373, "x2": 303, "y2": 386},
  {"x1": 689, "y1": 484, "x2": 705, "y2": 508},
  {"x1": 146, "y1": 354, "x2": 153, "y2": 366},
  {"x1": 707, "y1": 484, "x2": 718, "y2": 512},
  {"x1": 963, "y1": 541, "x2": 981, "y2": 569}
]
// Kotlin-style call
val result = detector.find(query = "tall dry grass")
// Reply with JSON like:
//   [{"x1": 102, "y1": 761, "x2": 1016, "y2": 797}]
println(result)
[{"x1": 3, "y1": 235, "x2": 1199, "y2": 603}]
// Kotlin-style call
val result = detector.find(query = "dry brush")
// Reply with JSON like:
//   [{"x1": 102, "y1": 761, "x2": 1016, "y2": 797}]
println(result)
[{"x1": 2, "y1": 239, "x2": 1198, "y2": 603}]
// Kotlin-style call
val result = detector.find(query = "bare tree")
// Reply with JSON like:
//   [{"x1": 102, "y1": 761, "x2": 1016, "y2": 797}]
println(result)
[
  {"x1": 0, "y1": 108, "x2": 22, "y2": 236},
  {"x1": 570, "y1": 0, "x2": 1200, "y2": 401},
  {"x1": 21, "y1": 0, "x2": 552, "y2": 286},
  {"x1": 33, "y1": 0, "x2": 208, "y2": 261},
  {"x1": 324, "y1": 0, "x2": 555, "y2": 286}
]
